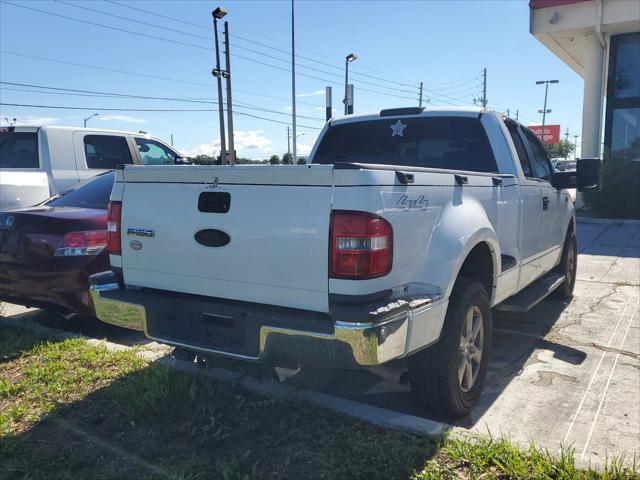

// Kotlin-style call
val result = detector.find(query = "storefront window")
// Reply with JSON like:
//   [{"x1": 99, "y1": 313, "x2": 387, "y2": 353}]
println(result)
[{"x1": 606, "y1": 33, "x2": 640, "y2": 162}]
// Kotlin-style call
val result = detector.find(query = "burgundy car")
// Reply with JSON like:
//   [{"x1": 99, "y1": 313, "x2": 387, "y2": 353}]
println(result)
[{"x1": 0, "y1": 171, "x2": 114, "y2": 317}]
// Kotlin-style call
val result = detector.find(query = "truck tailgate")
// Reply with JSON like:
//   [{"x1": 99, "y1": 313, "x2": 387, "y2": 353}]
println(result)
[{"x1": 118, "y1": 165, "x2": 333, "y2": 312}]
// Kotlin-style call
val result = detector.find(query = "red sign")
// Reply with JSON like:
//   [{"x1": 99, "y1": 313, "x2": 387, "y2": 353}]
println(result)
[{"x1": 528, "y1": 125, "x2": 560, "y2": 144}]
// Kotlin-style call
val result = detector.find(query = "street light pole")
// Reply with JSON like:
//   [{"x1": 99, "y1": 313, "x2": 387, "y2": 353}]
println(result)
[
  {"x1": 83, "y1": 113, "x2": 98, "y2": 127},
  {"x1": 344, "y1": 53, "x2": 357, "y2": 115},
  {"x1": 574, "y1": 134, "x2": 579, "y2": 159},
  {"x1": 536, "y1": 79, "x2": 558, "y2": 132},
  {"x1": 291, "y1": 0, "x2": 297, "y2": 164},
  {"x1": 212, "y1": 7, "x2": 227, "y2": 164}
]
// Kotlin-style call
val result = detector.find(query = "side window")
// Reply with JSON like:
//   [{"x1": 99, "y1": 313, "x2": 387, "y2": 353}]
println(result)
[
  {"x1": 522, "y1": 128, "x2": 552, "y2": 182},
  {"x1": 506, "y1": 124, "x2": 532, "y2": 177},
  {"x1": 83, "y1": 135, "x2": 133, "y2": 169},
  {"x1": 135, "y1": 138, "x2": 177, "y2": 165},
  {"x1": 0, "y1": 131, "x2": 39, "y2": 168}
]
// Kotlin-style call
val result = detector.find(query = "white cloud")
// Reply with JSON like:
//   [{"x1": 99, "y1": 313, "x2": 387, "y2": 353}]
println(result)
[
  {"x1": 297, "y1": 90, "x2": 324, "y2": 98},
  {"x1": 0, "y1": 115, "x2": 61, "y2": 126},
  {"x1": 186, "y1": 130, "x2": 273, "y2": 157},
  {"x1": 98, "y1": 115, "x2": 147, "y2": 124}
]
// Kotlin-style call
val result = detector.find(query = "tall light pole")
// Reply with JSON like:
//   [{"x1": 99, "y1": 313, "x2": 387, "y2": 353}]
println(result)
[
  {"x1": 574, "y1": 134, "x2": 579, "y2": 159},
  {"x1": 83, "y1": 113, "x2": 98, "y2": 127},
  {"x1": 344, "y1": 53, "x2": 357, "y2": 115},
  {"x1": 291, "y1": 0, "x2": 297, "y2": 163},
  {"x1": 536, "y1": 79, "x2": 558, "y2": 132},
  {"x1": 212, "y1": 7, "x2": 227, "y2": 164}
]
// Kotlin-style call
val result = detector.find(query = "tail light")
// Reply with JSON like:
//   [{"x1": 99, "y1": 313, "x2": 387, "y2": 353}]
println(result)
[
  {"x1": 54, "y1": 230, "x2": 107, "y2": 257},
  {"x1": 330, "y1": 210, "x2": 393, "y2": 279},
  {"x1": 107, "y1": 201, "x2": 122, "y2": 255}
]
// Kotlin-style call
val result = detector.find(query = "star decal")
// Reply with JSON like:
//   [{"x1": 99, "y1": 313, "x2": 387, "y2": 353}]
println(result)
[{"x1": 390, "y1": 120, "x2": 407, "y2": 137}]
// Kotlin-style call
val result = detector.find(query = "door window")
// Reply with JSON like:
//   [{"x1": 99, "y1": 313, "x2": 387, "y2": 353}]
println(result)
[
  {"x1": 522, "y1": 128, "x2": 552, "y2": 182},
  {"x1": 135, "y1": 138, "x2": 178, "y2": 165},
  {"x1": 0, "y1": 131, "x2": 39, "y2": 168},
  {"x1": 83, "y1": 135, "x2": 133, "y2": 169}
]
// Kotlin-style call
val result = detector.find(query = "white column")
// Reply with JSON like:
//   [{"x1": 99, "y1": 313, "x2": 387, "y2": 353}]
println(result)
[{"x1": 581, "y1": 33, "x2": 606, "y2": 158}]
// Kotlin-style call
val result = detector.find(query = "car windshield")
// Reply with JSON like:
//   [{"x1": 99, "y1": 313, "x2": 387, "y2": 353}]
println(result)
[
  {"x1": 45, "y1": 171, "x2": 114, "y2": 210},
  {"x1": 313, "y1": 116, "x2": 498, "y2": 172}
]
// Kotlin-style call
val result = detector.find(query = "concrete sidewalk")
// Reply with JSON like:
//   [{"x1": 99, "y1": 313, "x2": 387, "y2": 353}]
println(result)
[{"x1": 2, "y1": 220, "x2": 638, "y2": 469}]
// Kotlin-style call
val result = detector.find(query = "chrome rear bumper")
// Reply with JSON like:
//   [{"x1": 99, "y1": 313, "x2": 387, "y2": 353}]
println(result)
[{"x1": 89, "y1": 271, "x2": 436, "y2": 367}]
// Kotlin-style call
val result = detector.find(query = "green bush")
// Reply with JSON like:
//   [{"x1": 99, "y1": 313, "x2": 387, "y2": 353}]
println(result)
[{"x1": 583, "y1": 159, "x2": 640, "y2": 219}]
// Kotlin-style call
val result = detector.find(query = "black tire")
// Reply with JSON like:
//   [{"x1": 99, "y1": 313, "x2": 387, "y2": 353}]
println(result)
[
  {"x1": 408, "y1": 277, "x2": 492, "y2": 418},
  {"x1": 552, "y1": 229, "x2": 577, "y2": 300}
]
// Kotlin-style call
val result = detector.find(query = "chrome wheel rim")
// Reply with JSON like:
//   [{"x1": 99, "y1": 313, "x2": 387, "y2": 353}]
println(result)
[{"x1": 458, "y1": 305, "x2": 484, "y2": 393}]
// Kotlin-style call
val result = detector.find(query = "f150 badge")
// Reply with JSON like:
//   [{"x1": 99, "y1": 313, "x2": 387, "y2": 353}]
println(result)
[{"x1": 127, "y1": 228, "x2": 155, "y2": 237}]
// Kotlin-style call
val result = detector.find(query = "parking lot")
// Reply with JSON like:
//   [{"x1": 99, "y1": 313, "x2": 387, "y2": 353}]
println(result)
[{"x1": 2, "y1": 219, "x2": 638, "y2": 469}]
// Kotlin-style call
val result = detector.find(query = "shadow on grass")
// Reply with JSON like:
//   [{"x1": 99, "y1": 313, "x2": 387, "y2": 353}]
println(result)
[{"x1": 0, "y1": 348, "x2": 437, "y2": 480}]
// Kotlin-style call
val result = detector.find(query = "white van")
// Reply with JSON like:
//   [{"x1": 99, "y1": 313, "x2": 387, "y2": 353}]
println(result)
[{"x1": 0, "y1": 125, "x2": 188, "y2": 210}]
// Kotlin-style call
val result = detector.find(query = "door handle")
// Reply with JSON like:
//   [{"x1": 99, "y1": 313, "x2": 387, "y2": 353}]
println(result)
[{"x1": 542, "y1": 196, "x2": 549, "y2": 211}]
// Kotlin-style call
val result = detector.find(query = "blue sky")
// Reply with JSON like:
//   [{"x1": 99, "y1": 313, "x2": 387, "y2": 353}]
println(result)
[{"x1": 0, "y1": 0, "x2": 584, "y2": 159}]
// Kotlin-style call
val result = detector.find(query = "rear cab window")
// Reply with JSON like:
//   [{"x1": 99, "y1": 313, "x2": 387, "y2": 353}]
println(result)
[
  {"x1": 313, "y1": 116, "x2": 498, "y2": 173},
  {"x1": 45, "y1": 171, "x2": 114, "y2": 210},
  {"x1": 83, "y1": 135, "x2": 133, "y2": 169},
  {"x1": 0, "y1": 129, "x2": 39, "y2": 169}
]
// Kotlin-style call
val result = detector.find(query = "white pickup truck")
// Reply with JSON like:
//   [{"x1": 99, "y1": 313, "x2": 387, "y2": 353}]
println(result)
[
  {"x1": 90, "y1": 107, "x2": 600, "y2": 416},
  {"x1": 0, "y1": 126, "x2": 188, "y2": 210}
]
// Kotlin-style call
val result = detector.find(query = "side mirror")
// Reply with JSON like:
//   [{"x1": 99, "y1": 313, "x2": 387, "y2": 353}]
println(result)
[
  {"x1": 576, "y1": 157, "x2": 602, "y2": 192},
  {"x1": 553, "y1": 171, "x2": 577, "y2": 189}
]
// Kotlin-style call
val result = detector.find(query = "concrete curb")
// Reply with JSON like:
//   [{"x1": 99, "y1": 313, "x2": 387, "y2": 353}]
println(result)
[
  {"x1": 0, "y1": 314, "x2": 451, "y2": 439},
  {"x1": 577, "y1": 216, "x2": 640, "y2": 226}
]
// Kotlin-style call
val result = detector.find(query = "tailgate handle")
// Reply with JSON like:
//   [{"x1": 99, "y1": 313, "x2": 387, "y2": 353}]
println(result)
[{"x1": 198, "y1": 192, "x2": 231, "y2": 213}]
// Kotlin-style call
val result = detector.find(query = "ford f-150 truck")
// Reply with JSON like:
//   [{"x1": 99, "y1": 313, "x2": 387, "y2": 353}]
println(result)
[{"x1": 89, "y1": 107, "x2": 601, "y2": 417}]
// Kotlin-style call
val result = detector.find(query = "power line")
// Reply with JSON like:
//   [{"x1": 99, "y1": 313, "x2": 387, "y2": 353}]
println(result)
[
  {"x1": 104, "y1": 0, "x2": 422, "y2": 87},
  {"x1": 0, "y1": 103, "x2": 323, "y2": 130},
  {"x1": 0, "y1": 50, "x2": 324, "y2": 108},
  {"x1": 0, "y1": 81, "x2": 326, "y2": 121},
  {"x1": 55, "y1": 0, "x2": 420, "y2": 91},
  {"x1": 4, "y1": 1, "x2": 415, "y2": 99}
]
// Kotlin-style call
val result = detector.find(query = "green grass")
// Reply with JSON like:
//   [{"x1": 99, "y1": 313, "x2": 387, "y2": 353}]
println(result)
[{"x1": 0, "y1": 324, "x2": 638, "y2": 480}]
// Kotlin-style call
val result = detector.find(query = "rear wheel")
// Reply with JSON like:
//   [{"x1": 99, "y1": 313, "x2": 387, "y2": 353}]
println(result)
[
  {"x1": 408, "y1": 277, "x2": 492, "y2": 418},
  {"x1": 553, "y1": 229, "x2": 577, "y2": 300}
]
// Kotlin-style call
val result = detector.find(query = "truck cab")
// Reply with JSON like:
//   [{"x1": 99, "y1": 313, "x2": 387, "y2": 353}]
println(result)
[{"x1": 0, "y1": 125, "x2": 187, "y2": 210}]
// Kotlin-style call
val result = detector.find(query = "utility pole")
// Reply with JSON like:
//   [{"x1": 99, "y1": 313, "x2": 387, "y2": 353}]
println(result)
[
  {"x1": 223, "y1": 20, "x2": 235, "y2": 165},
  {"x1": 506, "y1": 108, "x2": 510, "y2": 118},
  {"x1": 574, "y1": 134, "x2": 579, "y2": 159},
  {"x1": 419, "y1": 81, "x2": 423, "y2": 107},
  {"x1": 536, "y1": 79, "x2": 558, "y2": 132},
  {"x1": 482, "y1": 67, "x2": 487, "y2": 108},
  {"x1": 212, "y1": 7, "x2": 227, "y2": 164},
  {"x1": 325, "y1": 87, "x2": 332, "y2": 122},
  {"x1": 564, "y1": 127, "x2": 570, "y2": 142},
  {"x1": 287, "y1": 125, "x2": 291, "y2": 161},
  {"x1": 515, "y1": 110, "x2": 519, "y2": 122}
]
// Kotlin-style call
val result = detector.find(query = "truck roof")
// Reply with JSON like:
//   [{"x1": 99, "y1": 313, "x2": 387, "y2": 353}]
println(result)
[
  {"x1": 330, "y1": 106, "x2": 490, "y2": 126},
  {"x1": 8, "y1": 125, "x2": 155, "y2": 136}
]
